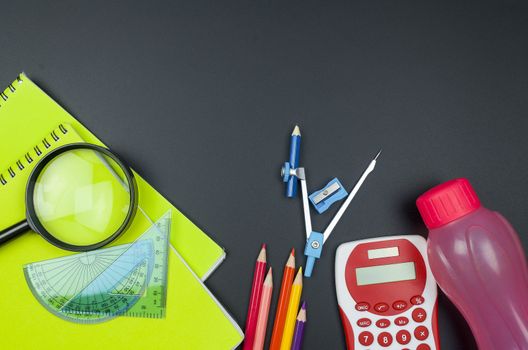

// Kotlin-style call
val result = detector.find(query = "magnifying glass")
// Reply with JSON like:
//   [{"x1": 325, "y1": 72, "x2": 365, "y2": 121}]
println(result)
[{"x1": 0, "y1": 143, "x2": 138, "y2": 251}]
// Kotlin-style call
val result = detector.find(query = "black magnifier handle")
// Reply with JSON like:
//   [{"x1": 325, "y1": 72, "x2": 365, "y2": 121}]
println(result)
[{"x1": 0, "y1": 220, "x2": 30, "y2": 245}]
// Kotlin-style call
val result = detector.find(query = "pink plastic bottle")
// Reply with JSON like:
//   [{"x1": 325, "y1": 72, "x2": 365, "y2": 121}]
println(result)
[{"x1": 416, "y1": 178, "x2": 528, "y2": 350}]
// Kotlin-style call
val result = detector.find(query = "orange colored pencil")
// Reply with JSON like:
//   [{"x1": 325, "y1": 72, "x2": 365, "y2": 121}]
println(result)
[
  {"x1": 252, "y1": 268, "x2": 273, "y2": 350},
  {"x1": 242, "y1": 244, "x2": 267, "y2": 350},
  {"x1": 269, "y1": 249, "x2": 295, "y2": 350}
]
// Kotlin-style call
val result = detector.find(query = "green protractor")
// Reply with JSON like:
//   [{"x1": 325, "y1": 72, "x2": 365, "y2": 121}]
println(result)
[{"x1": 24, "y1": 210, "x2": 171, "y2": 323}]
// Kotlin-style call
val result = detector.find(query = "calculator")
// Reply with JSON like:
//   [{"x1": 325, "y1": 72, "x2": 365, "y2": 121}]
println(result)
[{"x1": 335, "y1": 235, "x2": 440, "y2": 350}]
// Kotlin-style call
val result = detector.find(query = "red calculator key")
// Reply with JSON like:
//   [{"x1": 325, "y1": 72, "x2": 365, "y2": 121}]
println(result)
[
  {"x1": 358, "y1": 331, "x2": 374, "y2": 346},
  {"x1": 396, "y1": 330, "x2": 411, "y2": 345},
  {"x1": 375, "y1": 319, "x2": 390, "y2": 328},
  {"x1": 412, "y1": 307, "x2": 427, "y2": 322},
  {"x1": 356, "y1": 318, "x2": 372, "y2": 327},
  {"x1": 392, "y1": 300, "x2": 407, "y2": 310},
  {"x1": 377, "y1": 332, "x2": 393, "y2": 347},
  {"x1": 395, "y1": 316, "x2": 409, "y2": 326},
  {"x1": 374, "y1": 302, "x2": 389, "y2": 313},
  {"x1": 417, "y1": 344, "x2": 431, "y2": 350},
  {"x1": 414, "y1": 326, "x2": 429, "y2": 341},
  {"x1": 411, "y1": 295, "x2": 425, "y2": 305},
  {"x1": 355, "y1": 302, "x2": 370, "y2": 311}
]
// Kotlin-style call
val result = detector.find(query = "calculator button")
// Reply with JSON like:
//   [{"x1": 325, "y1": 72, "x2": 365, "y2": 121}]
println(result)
[
  {"x1": 396, "y1": 330, "x2": 411, "y2": 345},
  {"x1": 374, "y1": 302, "x2": 389, "y2": 313},
  {"x1": 414, "y1": 326, "x2": 429, "y2": 341},
  {"x1": 375, "y1": 319, "x2": 390, "y2": 328},
  {"x1": 392, "y1": 300, "x2": 407, "y2": 310},
  {"x1": 355, "y1": 302, "x2": 370, "y2": 311},
  {"x1": 357, "y1": 318, "x2": 372, "y2": 327},
  {"x1": 412, "y1": 307, "x2": 427, "y2": 322},
  {"x1": 411, "y1": 295, "x2": 425, "y2": 305},
  {"x1": 358, "y1": 331, "x2": 374, "y2": 346},
  {"x1": 417, "y1": 344, "x2": 431, "y2": 350},
  {"x1": 377, "y1": 332, "x2": 393, "y2": 347},
  {"x1": 395, "y1": 316, "x2": 409, "y2": 326}
]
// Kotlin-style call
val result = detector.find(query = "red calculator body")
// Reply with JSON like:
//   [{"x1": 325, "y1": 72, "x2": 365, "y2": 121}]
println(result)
[{"x1": 335, "y1": 235, "x2": 440, "y2": 350}]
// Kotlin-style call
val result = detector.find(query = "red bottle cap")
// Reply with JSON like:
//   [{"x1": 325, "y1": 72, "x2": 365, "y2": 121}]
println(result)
[{"x1": 416, "y1": 178, "x2": 481, "y2": 229}]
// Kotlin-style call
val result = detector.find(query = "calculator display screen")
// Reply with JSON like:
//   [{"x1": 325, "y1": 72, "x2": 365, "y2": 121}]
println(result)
[{"x1": 355, "y1": 262, "x2": 416, "y2": 286}]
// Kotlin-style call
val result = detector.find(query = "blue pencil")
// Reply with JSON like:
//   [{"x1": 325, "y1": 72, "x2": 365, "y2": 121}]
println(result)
[{"x1": 286, "y1": 125, "x2": 301, "y2": 197}]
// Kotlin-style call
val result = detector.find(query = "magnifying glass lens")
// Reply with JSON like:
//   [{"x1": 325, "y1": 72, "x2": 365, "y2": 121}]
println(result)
[{"x1": 32, "y1": 148, "x2": 132, "y2": 246}]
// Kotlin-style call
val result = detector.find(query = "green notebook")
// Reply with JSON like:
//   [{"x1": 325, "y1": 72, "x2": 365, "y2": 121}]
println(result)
[{"x1": 0, "y1": 74, "x2": 243, "y2": 349}]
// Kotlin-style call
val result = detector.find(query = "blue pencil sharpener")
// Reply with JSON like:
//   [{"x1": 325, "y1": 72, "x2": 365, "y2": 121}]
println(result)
[{"x1": 309, "y1": 178, "x2": 348, "y2": 214}]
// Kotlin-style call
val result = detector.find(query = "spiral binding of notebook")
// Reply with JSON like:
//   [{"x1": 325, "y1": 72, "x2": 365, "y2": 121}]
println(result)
[
  {"x1": 0, "y1": 123, "x2": 79, "y2": 187},
  {"x1": 0, "y1": 75, "x2": 22, "y2": 108}
]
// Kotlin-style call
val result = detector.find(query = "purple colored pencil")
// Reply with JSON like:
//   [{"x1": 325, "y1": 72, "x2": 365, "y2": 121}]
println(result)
[{"x1": 290, "y1": 301, "x2": 306, "y2": 350}]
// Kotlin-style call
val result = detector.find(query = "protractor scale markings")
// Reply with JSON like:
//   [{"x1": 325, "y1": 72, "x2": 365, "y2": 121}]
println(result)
[{"x1": 24, "y1": 211, "x2": 171, "y2": 323}]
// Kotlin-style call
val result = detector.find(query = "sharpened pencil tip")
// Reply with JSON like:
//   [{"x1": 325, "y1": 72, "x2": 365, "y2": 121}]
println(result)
[
  {"x1": 291, "y1": 248, "x2": 295, "y2": 256},
  {"x1": 293, "y1": 267, "x2": 303, "y2": 285},
  {"x1": 264, "y1": 268, "x2": 273, "y2": 285},
  {"x1": 297, "y1": 302, "x2": 307, "y2": 322},
  {"x1": 292, "y1": 125, "x2": 301, "y2": 136},
  {"x1": 286, "y1": 249, "x2": 296, "y2": 268},
  {"x1": 257, "y1": 244, "x2": 267, "y2": 262},
  {"x1": 261, "y1": 243, "x2": 267, "y2": 250}
]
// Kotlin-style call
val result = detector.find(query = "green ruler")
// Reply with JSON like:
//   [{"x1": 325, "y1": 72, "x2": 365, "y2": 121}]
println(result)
[{"x1": 24, "y1": 210, "x2": 171, "y2": 323}]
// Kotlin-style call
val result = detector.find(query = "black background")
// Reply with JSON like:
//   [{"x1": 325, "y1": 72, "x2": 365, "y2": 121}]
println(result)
[{"x1": 1, "y1": 1, "x2": 527, "y2": 349}]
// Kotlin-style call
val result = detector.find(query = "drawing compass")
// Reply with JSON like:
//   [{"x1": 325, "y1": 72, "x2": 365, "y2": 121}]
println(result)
[{"x1": 281, "y1": 135, "x2": 381, "y2": 277}]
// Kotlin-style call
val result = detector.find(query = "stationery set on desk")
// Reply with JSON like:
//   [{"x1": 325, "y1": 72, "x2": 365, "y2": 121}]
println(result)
[
  {"x1": 0, "y1": 73, "x2": 243, "y2": 349},
  {"x1": 4, "y1": 72, "x2": 528, "y2": 350}
]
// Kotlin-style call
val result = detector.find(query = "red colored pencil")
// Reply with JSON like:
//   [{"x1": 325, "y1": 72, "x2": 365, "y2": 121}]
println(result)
[
  {"x1": 269, "y1": 248, "x2": 295, "y2": 350},
  {"x1": 242, "y1": 244, "x2": 267, "y2": 350}
]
